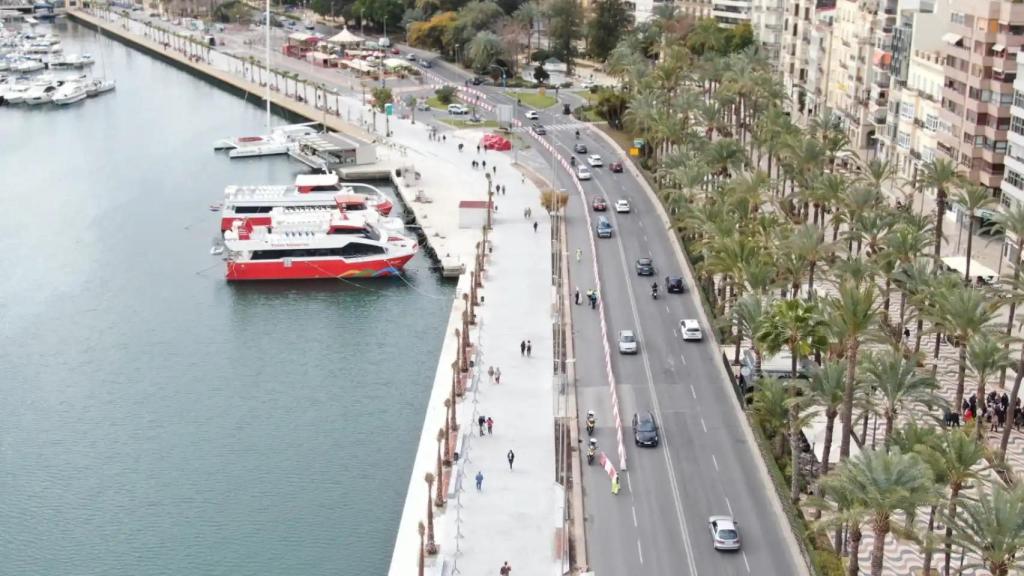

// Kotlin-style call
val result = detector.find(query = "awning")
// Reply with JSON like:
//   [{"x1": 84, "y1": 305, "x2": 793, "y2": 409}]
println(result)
[
  {"x1": 942, "y1": 32, "x2": 963, "y2": 45},
  {"x1": 993, "y1": 43, "x2": 1006, "y2": 52},
  {"x1": 327, "y1": 27, "x2": 363, "y2": 45},
  {"x1": 873, "y1": 51, "x2": 892, "y2": 66},
  {"x1": 288, "y1": 32, "x2": 316, "y2": 43}
]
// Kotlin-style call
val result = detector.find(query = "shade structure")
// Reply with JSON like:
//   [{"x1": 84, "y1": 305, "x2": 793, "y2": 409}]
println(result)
[
  {"x1": 328, "y1": 27, "x2": 363, "y2": 46},
  {"x1": 481, "y1": 134, "x2": 511, "y2": 151}
]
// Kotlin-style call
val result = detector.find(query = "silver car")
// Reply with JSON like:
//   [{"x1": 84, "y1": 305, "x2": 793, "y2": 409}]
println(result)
[
  {"x1": 708, "y1": 516, "x2": 741, "y2": 551},
  {"x1": 617, "y1": 330, "x2": 638, "y2": 354}
]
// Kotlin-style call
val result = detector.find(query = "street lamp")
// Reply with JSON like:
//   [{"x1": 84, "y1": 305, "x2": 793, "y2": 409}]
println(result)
[{"x1": 485, "y1": 173, "x2": 493, "y2": 230}]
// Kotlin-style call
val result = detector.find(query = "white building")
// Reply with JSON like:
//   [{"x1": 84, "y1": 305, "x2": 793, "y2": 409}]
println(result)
[
  {"x1": 712, "y1": 0, "x2": 752, "y2": 27},
  {"x1": 1000, "y1": 51, "x2": 1024, "y2": 263}
]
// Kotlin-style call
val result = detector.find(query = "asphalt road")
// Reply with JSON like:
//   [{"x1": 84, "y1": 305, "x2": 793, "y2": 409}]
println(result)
[{"x1": 395, "y1": 55, "x2": 804, "y2": 576}]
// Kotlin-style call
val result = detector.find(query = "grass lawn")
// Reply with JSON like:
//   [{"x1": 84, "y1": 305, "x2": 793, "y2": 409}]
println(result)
[
  {"x1": 580, "y1": 91, "x2": 600, "y2": 104},
  {"x1": 440, "y1": 118, "x2": 501, "y2": 129},
  {"x1": 508, "y1": 90, "x2": 557, "y2": 109},
  {"x1": 579, "y1": 108, "x2": 603, "y2": 122},
  {"x1": 426, "y1": 96, "x2": 449, "y2": 110}
]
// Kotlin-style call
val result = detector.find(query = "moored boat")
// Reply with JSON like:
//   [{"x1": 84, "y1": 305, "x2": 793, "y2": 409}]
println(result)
[{"x1": 52, "y1": 80, "x2": 87, "y2": 105}]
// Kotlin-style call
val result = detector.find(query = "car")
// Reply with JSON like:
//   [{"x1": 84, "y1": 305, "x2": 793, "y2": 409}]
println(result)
[
  {"x1": 587, "y1": 154, "x2": 603, "y2": 167},
  {"x1": 390, "y1": 47, "x2": 401, "y2": 55},
  {"x1": 632, "y1": 411, "x2": 659, "y2": 447},
  {"x1": 406, "y1": 52, "x2": 416, "y2": 60},
  {"x1": 447, "y1": 104, "x2": 468, "y2": 115},
  {"x1": 416, "y1": 101, "x2": 431, "y2": 111},
  {"x1": 574, "y1": 143, "x2": 588, "y2": 154},
  {"x1": 562, "y1": 103, "x2": 572, "y2": 115},
  {"x1": 709, "y1": 516, "x2": 741, "y2": 551},
  {"x1": 635, "y1": 257, "x2": 655, "y2": 276},
  {"x1": 525, "y1": 110, "x2": 539, "y2": 120},
  {"x1": 680, "y1": 319, "x2": 703, "y2": 341},
  {"x1": 582, "y1": 79, "x2": 595, "y2": 89},
  {"x1": 595, "y1": 216, "x2": 613, "y2": 238},
  {"x1": 617, "y1": 330, "x2": 638, "y2": 354},
  {"x1": 592, "y1": 197, "x2": 608, "y2": 211},
  {"x1": 615, "y1": 199, "x2": 630, "y2": 213},
  {"x1": 471, "y1": 76, "x2": 485, "y2": 85},
  {"x1": 610, "y1": 161, "x2": 624, "y2": 173},
  {"x1": 576, "y1": 166, "x2": 592, "y2": 180},
  {"x1": 666, "y1": 276, "x2": 684, "y2": 293},
  {"x1": 531, "y1": 124, "x2": 547, "y2": 135},
  {"x1": 419, "y1": 59, "x2": 433, "y2": 68}
]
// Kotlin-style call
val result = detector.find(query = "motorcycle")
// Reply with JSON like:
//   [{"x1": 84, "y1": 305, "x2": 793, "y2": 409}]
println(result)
[
  {"x1": 587, "y1": 447, "x2": 595, "y2": 465},
  {"x1": 586, "y1": 416, "x2": 595, "y2": 435},
  {"x1": 651, "y1": 287, "x2": 659, "y2": 300}
]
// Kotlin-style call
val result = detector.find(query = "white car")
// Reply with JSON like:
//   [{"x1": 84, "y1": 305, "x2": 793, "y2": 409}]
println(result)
[
  {"x1": 680, "y1": 319, "x2": 703, "y2": 341},
  {"x1": 525, "y1": 110, "x2": 539, "y2": 120},
  {"x1": 617, "y1": 330, "x2": 638, "y2": 354},
  {"x1": 709, "y1": 516, "x2": 741, "y2": 551},
  {"x1": 577, "y1": 165, "x2": 592, "y2": 180},
  {"x1": 447, "y1": 103, "x2": 468, "y2": 115},
  {"x1": 587, "y1": 154, "x2": 603, "y2": 167},
  {"x1": 614, "y1": 199, "x2": 630, "y2": 213}
]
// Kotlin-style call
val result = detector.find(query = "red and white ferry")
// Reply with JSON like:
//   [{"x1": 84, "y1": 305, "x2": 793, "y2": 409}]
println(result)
[
  {"x1": 222, "y1": 209, "x2": 417, "y2": 281},
  {"x1": 220, "y1": 174, "x2": 394, "y2": 232}
]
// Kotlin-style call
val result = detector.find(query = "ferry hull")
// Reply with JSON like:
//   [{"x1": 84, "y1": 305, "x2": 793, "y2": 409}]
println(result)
[{"x1": 226, "y1": 253, "x2": 415, "y2": 281}]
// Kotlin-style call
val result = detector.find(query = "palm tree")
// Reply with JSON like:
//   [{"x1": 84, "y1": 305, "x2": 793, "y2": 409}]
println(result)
[
  {"x1": 936, "y1": 283, "x2": 998, "y2": 412},
  {"x1": 752, "y1": 377, "x2": 789, "y2": 460},
  {"x1": 786, "y1": 223, "x2": 831, "y2": 298},
  {"x1": 758, "y1": 297, "x2": 827, "y2": 502},
  {"x1": 827, "y1": 280, "x2": 881, "y2": 461},
  {"x1": 731, "y1": 293, "x2": 772, "y2": 367},
  {"x1": 953, "y1": 482, "x2": 1024, "y2": 576},
  {"x1": 822, "y1": 448, "x2": 936, "y2": 576},
  {"x1": 803, "y1": 362, "x2": 847, "y2": 478},
  {"x1": 916, "y1": 428, "x2": 988, "y2": 576},
  {"x1": 417, "y1": 521, "x2": 426, "y2": 576},
  {"x1": 424, "y1": 472, "x2": 438, "y2": 554},
  {"x1": 951, "y1": 183, "x2": 997, "y2": 281},
  {"x1": 999, "y1": 352, "x2": 1024, "y2": 463},
  {"x1": 889, "y1": 421, "x2": 946, "y2": 575},
  {"x1": 991, "y1": 202, "x2": 1024, "y2": 386},
  {"x1": 810, "y1": 475, "x2": 869, "y2": 574},
  {"x1": 965, "y1": 330, "x2": 1013, "y2": 440},
  {"x1": 917, "y1": 158, "x2": 961, "y2": 264},
  {"x1": 859, "y1": 349, "x2": 939, "y2": 447}
]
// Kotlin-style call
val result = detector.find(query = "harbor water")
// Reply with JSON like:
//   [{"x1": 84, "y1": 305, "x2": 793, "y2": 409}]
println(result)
[{"x1": 0, "y1": 20, "x2": 453, "y2": 575}]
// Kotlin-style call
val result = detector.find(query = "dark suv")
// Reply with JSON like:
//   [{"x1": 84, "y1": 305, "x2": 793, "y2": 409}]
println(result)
[
  {"x1": 635, "y1": 257, "x2": 655, "y2": 276},
  {"x1": 666, "y1": 276, "x2": 685, "y2": 293},
  {"x1": 632, "y1": 412, "x2": 659, "y2": 447}
]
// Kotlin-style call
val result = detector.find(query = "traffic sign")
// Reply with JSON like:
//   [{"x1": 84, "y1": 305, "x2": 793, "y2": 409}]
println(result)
[
  {"x1": 384, "y1": 103, "x2": 394, "y2": 116},
  {"x1": 629, "y1": 147, "x2": 639, "y2": 157}
]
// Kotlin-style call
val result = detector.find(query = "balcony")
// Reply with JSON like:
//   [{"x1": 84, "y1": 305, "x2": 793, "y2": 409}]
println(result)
[{"x1": 874, "y1": 71, "x2": 891, "y2": 87}]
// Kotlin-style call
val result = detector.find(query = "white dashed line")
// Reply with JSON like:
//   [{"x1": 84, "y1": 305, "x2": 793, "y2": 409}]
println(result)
[
  {"x1": 680, "y1": 354, "x2": 687, "y2": 365},
  {"x1": 743, "y1": 551, "x2": 751, "y2": 572},
  {"x1": 690, "y1": 384, "x2": 696, "y2": 399},
  {"x1": 712, "y1": 454, "x2": 719, "y2": 471},
  {"x1": 665, "y1": 304, "x2": 670, "y2": 313},
  {"x1": 632, "y1": 506, "x2": 638, "y2": 527},
  {"x1": 638, "y1": 540, "x2": 645, "y2": 564},
  {"x1": 726, "y1": 497, "x2": 734, "y2": 516},
  {"x1": 701, "y1": 418, "x2": 707, "y2": 433},
  {"x1": 626, "y1": 472, "x2": 633, "y2": 492}
]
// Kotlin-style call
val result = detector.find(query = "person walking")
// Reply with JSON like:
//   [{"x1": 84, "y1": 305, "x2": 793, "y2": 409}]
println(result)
[
  {"x1": 526, "y1": 341, "x2": 532, "y2": 357},
  {"x1": 478, "y1": 415, "x2": 486, "y2": 436},
  {"x1": 486, "y1": 417, "x2": 494, "y2": 435},
  {"x1": 499, "y1": 562, "x2": 512, "y2": 575},
  {"x1": 533, "y1": 221, "x2": 538, "y2": 233},
  {"x1": 575, "y1": 288, "x2": 581, "y2": 305},
  {"x1": 476, "y1": 470, "x2": 484, "y2": 491},
  {"x1": 477, "y1": 144, "x2": 481, "y2": 154},
  {"x1": 523, "y1": 207, "x2": 529, "y2": 219},
  {"x1": 495, "y1": 367, "x2": 501, "y2": 384},
  {"x1": 492, "y1": 166, "x2": 497, "y2": 175},
  {"x1": 488, "y1": 365, "x2": 494, "y2": 383},
  {"x1": 520, "y1": 340, "x2": 526, "y2": 356},
  {"x1": 507, "y1": 449, "x2": 515, "y2": 471},
  {"x1": 482, "y1": 160, "x2": 487, "y2": 169}
]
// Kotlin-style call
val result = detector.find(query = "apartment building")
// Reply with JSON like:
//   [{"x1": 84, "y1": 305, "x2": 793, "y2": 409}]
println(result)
[
  {"x1": 752, "y1": 0, "x2": 786, "y2": 60},
  {"x1": 937, "y1": 1, "x2": 1024, "y2": 192},
  {"x1": 826, "y1": 0, "x2": 879, "y2": 157},
  {"x1": 999, "y1": 52, "x2": 1024, "y2": 262},
  {"x1": 712, "y1": 0, "x2": 753, "y2": 27},
  {"x1": 780, "y1": 0, "x2": 836, "y2": 125}
]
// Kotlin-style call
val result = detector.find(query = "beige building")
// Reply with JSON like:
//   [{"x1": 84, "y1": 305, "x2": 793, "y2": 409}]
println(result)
[
  {"x1": 825, "y1": 0, "x2": 879, "y2": 157},
  {"x1": 780, "y1": 0, "x2": 836, "y2": 125}
]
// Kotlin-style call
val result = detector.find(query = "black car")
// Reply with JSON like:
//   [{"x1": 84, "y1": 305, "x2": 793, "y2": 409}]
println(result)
[
  {"x1": 632, "y1": 412, "x2": 659, "y2": 447},
  {"x1": 471, "y1": 76, "x2": 485, "y2": 85},
  {"x1": 574, "y1": 143, "x2": 588, "y2": 154},
  {"x1": 666, "y1": 276, "x2": 685, "y2": 293},
  {"x1": 635, "y1": 257, "x2": 655, "y2": 276},
  {"x1": 562, "y1": 103, "x2": 571, "y2": 115}
]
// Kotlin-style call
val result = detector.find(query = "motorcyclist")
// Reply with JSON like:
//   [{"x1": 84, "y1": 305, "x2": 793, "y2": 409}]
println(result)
[
  {"x1": 587, "y1": 438, "x2": 597, "y2": 465},
  {"x1": 575, "y1": 129, "x2": 580, "y2": 140},
  {"x1": 571, "y1": 156, "x2": 576, "y2": 166},
  {"x1": 586, "y1": 410, "x2": 596, "y2": 435},
  {"x1": 651, "y1": 281, "x2": 659, "y2": 298}
]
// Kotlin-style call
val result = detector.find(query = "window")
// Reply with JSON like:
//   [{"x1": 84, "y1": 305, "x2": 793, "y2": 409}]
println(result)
[
  {"x1": 1012, "y1": 115, "x2": 1024, "y2": 136},
  {"x1": 925, "y1": 114, "x2": 939, "y2": 131},
  {"x1": 996, "y1": 141, "x2": 1008, "y2": 153},
  {"x1": 1001, "y1": 92, "x2": 1015, "y2": 105},
  {"x1": 898, "y1": 131, "x2": 911, "y2": 149},
  {"x1": 1005, "y1": 169, "x2": 1024, "y2": 190},
  {"x1": 921, "y1": 147, "x2": 935, "y2": 162},
  {"x1": 951, "y1": 12, "x2": 966, "y2": 26},
  {"x1": 901, "y1": 102, "x2": 915, "y2": 119}
]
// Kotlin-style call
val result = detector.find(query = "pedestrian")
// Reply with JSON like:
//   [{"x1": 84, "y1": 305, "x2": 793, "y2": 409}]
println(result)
[
  {"x1": 526, "y1": 340, "x2": 532, "y2": 357},
  {"x1": 488, "y1": 365, "x2": 494, "y2": 383},
  {"x1": 477, "y1": 144, "x2": 481, "y2": 154},
  {"x1": 482, "y1": 160, "x2": 487, "y2": 169},
  {"x1": 478, "y1": 415, "x2": 486, "y2": 436},
  {"x1": 523, "y1": 207, "x2": 529, "y2": 219},
  {"x1": 458, "y1": 142, "x2": 463, "y2": 152},
  {"x1": 520, "y1": 340, "x2": 526, "y2": 356},
  {"x1": 494, "y1": 203, "x2": 498, "y2": 212},
  {"x1": 533, "y1": 221, "x2": 538, "y2": 233},
  {"x1": 493, "y1": 166, "x2": 497, "y2": 175},
  {"x1": 443, "y1": 135, "x2": 447, "y2": 143},
  {"x1": 576, "y1": 248, "x2": 581, "y2": 262},
  {"x1": 903, "y1": 327, "x2": 910, "y2": 341},
  {"x1": 575, "y1": 288, "x2": 581, "y2": 305},
  {"x1": 476, "y1": 470, "x2": 484, "y2": 490},
  {"x1": 499, "y1": 561, "x2": 512, "y2": 576},
  {"x1": 507, "y1": 449, "x2": 515, "y2": 471},
  {"x1": 486, "y1": 416, "x2": 494, "y2": 435},
  {"x1": 495, "y1": 367, "x2": 501, "y2": 384}
]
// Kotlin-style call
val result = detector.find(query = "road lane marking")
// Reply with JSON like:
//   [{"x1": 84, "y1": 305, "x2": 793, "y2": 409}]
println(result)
[
  {"x1": 742, "y1": 551, "x2": 751, "y2": 572},
  {"x1": 712, "y1": 454, "x2": 719, "y2": 471},
  {"x1": 680, "y1": 353, "x2": 687, "y2": 365},
  {"x1": 643, "y1": 234, "x2": 648, "y2": 242},
  {"x1": 701, "y1": 418, "x2": 707, "y2": 433},
  {"x1": 608, "y1": 217, "x2": 700, "y2": 576},
  {"x1": 632, "y1": 506, "x2": 638, "y2": 527},
  {"x1": 665, "y1": 304, "x2": 670, "y2": 313},
  {"x1": 726, "y1": 497, "x2": 733, "y2": 516},
  {"x1": 690, "y1": 384, "x2": 696, "y2": 398},
  {"x1": 626, "y1": 471, "x2": 633, "y2": 492},
  {"x1": 638, "y1": 540, "x2": 644, "y2": 564}
]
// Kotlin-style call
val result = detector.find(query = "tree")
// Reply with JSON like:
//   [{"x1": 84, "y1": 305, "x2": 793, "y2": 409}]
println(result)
[
  {"x1": 408, "y1": 11, "x2": 457, "y2": 53},
  {"x1": 803, "y1": 362, "x2": 846, "y2": 478},
  {"x1": 467, "y1": 30, "x2": 502, "y2": 72},
  {"x1": 752, "y1": 377, "x2": 789, "y2": 460},
  {"x1": 935, "y1": 283, "x2": 998, "y2": 412},
  {"x1": 435, "y1": 85, "x2": 457, "y2": 104},
  {"x1": 371, "y1": 86, "x2": 393, "y2": 111},
  {"x1": 546, "y1": 0, "x2": 583, "y2": 73},
  {"x1": 821, "y1": 448, "x2": 936, "y2": 576},
  {"x1": 593, "y1": 89, "x2": 628, "y2": 129},
  {"x1": 351, "y1": 0, "x2": 404, "y2": 31},
  {"x1": 585, "y1": 0, "x2": 627, "y2": 61},
  {"x1": 991, "y1": 202, "x2": 1024, "y2": 386},
  {"x1": 859, "y1": 349, "x2": 939, "y2": 446},
  {"x1": 953, "y1": 482, "x2": 1024, "y2": 576},
  {"x1": 917, "y1": 158, "x2": 961, "y2": 265},
  {"x1": 533, "y1": 63, "x2": 549, "y2": 84},
  {"x1": 952, "y1": 183, "x2": 997, "y2": 281},
  {"x1": 965, "y1": 330, "x2": 1012, "y2": 440}
]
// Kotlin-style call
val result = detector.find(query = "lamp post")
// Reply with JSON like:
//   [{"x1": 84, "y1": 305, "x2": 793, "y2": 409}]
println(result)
[{"x1": 485, "y1": 173, "x2": 493, "y2": 230}]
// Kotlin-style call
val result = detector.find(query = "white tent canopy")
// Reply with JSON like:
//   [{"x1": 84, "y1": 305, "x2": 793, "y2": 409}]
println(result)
[{"x1": 328, "y1": 27, "x2": 364, "y2": 46}]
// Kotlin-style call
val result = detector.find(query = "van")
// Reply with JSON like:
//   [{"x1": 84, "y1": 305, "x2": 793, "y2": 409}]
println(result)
[{"x1": 596, "y1": 216, "x2": 613, "y2": 238}]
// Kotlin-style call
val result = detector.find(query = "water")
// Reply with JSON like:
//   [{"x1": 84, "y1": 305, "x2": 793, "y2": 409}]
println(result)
[{"x1": 0, "y1": 20, "x2": 453, "y2": 575}]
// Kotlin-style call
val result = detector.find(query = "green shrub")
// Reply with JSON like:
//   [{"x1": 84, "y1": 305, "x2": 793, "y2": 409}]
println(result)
[
  {"x1": 811, "y1": 550, "x2": 844, "y2": 576},
  {"x1": 435, "y1": 85, "x2": 456, "y2": 105},
  {"x1": 530, "y1": 49, "x2": 550, "y2": 62}
]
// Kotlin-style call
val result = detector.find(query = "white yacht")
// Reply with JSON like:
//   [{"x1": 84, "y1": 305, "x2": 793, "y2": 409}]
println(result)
[
  {"x1": 1, "y1": 82, "x2": 29, "y2": 104},
  {"x1": 22, "y1": 79, "x2": 59, "y2": 105},
  {"x1": 48, "y1": 54, "x2": 95, "y2": 70},
  {"x1": 52, "y1": 80, "x2": 87, "y2": 105},
  {"x1": 86, "y1": 78, "x2": 115, "y2": 96}
]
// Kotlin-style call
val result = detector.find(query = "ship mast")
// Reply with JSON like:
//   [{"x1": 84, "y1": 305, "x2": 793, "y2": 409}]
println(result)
[{"x1": 265, "y1": 0, "x2": 271, "y2": 131}]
